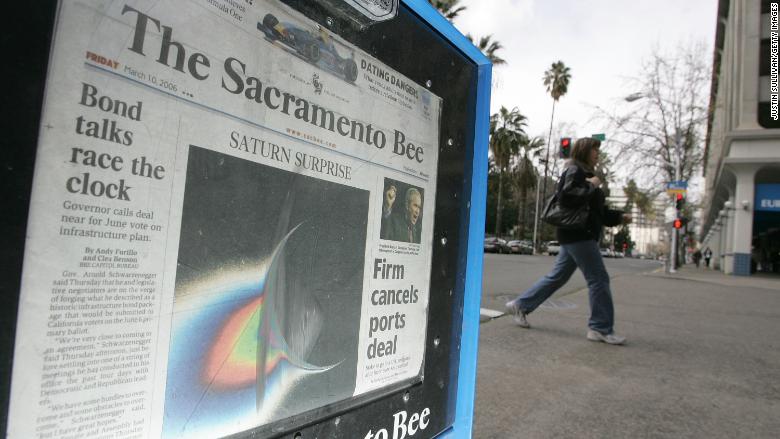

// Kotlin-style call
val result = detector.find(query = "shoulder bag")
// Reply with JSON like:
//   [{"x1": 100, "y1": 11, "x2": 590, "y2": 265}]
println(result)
[{"x1": 542, "y1": 168, "x2": 590, "y2": 229}]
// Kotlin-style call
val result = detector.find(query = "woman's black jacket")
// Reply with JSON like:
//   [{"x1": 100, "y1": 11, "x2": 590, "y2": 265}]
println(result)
[{"x1": 554, "y1": 163, "x2": 624, "y2": 244}]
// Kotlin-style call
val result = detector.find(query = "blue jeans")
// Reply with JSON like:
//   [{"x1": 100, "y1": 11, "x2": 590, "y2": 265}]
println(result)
[{"x1": 510, "y1": 240, "x2": 615, "y2": 334}]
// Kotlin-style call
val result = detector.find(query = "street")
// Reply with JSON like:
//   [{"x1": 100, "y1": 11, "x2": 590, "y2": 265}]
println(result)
[
  {"x1": 473, "y1": 255, "x2": 780, "y2": 438},
  {"x1": 480, "y1": 253, "x2": 662, "y2": 313}
]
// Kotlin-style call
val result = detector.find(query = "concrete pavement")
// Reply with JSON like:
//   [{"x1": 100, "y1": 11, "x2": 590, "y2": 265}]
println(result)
[
  {"x1": 647, "y1": 265, "x2": 780, "y2": 292},
  {"x1": 474, "y1": 265, "x2": 780, "y2": 438}
]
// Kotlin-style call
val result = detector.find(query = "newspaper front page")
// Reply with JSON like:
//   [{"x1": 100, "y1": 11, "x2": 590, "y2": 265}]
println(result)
[{"x1": 9, "y1": 1, "x2": 441, "y2": 438}]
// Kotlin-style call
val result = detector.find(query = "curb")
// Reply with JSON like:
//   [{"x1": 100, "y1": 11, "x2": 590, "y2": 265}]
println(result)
[{"x1": 642, "y1": 270, "x2": 780, "y2": 292}]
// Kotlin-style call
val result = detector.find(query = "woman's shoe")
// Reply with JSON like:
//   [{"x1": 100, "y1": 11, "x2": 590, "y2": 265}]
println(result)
[
  {"x1": 505, "y1": 301, "x2": 530, "y2": 328},
  {"x1": 586, "y1": 329, "x2": 625, "y2": 345}
]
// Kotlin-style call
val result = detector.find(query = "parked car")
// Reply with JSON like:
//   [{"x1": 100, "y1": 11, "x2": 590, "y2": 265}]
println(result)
[
  {"x1": 484, "y1": 237, "x2": 511, "y2": 254},
  {"x1": 507, "y1": 240, "x2": 533, "y2": 255},
  {"x1": 600, "y1": 248, "x2": 612, "y2": 258},
  {"x1": 258, "y1": 13, "x2": 359, "y2": 83},
  {"x1": 546, "y1": 241, "x2": 561, "y2": 256}
]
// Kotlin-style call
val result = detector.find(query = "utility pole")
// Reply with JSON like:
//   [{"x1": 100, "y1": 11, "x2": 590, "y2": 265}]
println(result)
[
  {"x1": 532, "y1": 164, "x2": 543, "y2": 254},
  {"x1": 669, "y1": 132, "x2": 682, "y2": 273}
]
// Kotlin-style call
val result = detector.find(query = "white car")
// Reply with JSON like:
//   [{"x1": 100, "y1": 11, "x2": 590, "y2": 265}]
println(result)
[{"x1": 546, "y1": 241, "x2": 561, "y2": 256}]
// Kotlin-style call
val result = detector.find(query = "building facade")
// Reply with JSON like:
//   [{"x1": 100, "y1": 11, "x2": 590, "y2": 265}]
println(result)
[
  {"x1": 606, "y1": 189, "x2": 669, "y2": 257},
  {"x1": 700, "y1": 0, "x2": 780, "y2": 275}
]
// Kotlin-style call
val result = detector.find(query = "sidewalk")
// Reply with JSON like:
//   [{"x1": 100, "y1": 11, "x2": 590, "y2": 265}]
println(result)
[
  {"x1": 646, "y1": 265, "x2": 780, "y2": 292},
  {"x1": 473, "y1": 268, "x2": 780, "y2": 438}
]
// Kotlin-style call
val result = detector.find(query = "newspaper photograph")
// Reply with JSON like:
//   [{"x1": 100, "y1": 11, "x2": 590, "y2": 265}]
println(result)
[{"x1": 8, "y1": 1, "x2": 441, "y2": 438}]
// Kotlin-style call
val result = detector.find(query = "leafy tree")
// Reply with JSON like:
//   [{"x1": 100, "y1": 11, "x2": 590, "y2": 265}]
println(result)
[
  {"x1": 623, "y1": 179, "x2": 640, "y2": 212},
  {"x1": 429, "y1": 2, "x2": 506, "y2": 67},
  {"x1": 511, "y1": 136, "x2": 544, "y2": 239},
  {"x1": 594, "y1": 150, "x2": 615, "y2": 198},
  {"x1": 613, "y1": 225, "x2": 634, "y2": 253},
  {"x1": 623, "y1": 179, "x2": 654, "y2": 219},
  {"x1": 490, "y1": 107, "x2": 527, "y2": 236},
  {"x1": 597, "y1": 43, "x2": 709, "y2": 189},
  {"x1": 428, "y1": 0, "x2": 466, "y2": 21},
  {"x1": 485, "y1": 158, "x2": 518, "y2": 237},
  {"x1": 596, "y1": 43, "x2": 709, "y2": 261}
]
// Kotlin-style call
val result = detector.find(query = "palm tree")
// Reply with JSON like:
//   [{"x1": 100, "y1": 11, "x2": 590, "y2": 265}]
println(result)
[
  {"x1": 532, "y1": 61, "x2": 572, "y2": 251},
  {"x1": 490, "y1": 107, "x2": 527, "y2": 236},
  {"x1": 594, "y1": 149, "x2": 614, "y2": 197},
  {"x1": 543, "y1": 61, "x2": 572, "y2": 102},
  {"x1": 512, "y1": 136, "x2": 544, "y2": 239},
  {"x1": 428, "y1": 0, "x2": 466, "y2": 21},
  {"x1": 624, "y1": 179, "x2": 639, "y2": 211},
  {"x1": 466, "y1": 34, "x2": 507, "y2": 65},
  {"x1": 623, "y1": 179, "x2": 655, "y2": 222}
]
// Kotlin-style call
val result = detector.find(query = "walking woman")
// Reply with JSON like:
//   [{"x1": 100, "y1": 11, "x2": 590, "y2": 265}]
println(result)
[{"x1": 505, "y1": 137, "x2": 631, "y2": 345}]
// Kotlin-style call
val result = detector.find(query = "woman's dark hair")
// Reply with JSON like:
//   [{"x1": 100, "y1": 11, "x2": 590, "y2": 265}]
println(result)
[{"x1": 571, "y1": 137, "x2": 601, "y2": 167}]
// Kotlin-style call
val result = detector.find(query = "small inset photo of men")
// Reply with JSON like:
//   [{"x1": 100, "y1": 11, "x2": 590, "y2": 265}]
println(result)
[{"x1": 380, "y1": 178, "x2": 424, "y2": 244}]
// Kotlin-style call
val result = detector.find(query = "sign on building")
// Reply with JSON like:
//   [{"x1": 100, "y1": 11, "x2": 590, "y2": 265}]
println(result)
[{"x1": 755, "y1": 184, "x2": 780, "y2": 211}]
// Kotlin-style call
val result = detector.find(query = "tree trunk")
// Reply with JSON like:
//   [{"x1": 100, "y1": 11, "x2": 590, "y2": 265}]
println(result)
[
  {"x1": 495, "y1": 170, "x2": 504, "y2": 236},
  {"x1": 517, "y1": 183, "x2": 528, "y2": 239}
]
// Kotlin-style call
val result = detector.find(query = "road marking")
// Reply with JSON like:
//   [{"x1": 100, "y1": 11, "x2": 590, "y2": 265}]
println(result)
[
  {"x1": 480, "y1": 308, "x2": 505, "y2": 323},
  {"x1": 481, "y1": 265, "x2": 662, "y2": 324},
  {"x1": 538, "y1": 299, "x2": 577, "y2": 310}
]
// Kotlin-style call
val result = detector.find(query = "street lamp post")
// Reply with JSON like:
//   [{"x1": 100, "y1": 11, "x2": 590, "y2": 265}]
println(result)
[{"x1": 623, "y1": 92, "x2": 685, "y2": 274}]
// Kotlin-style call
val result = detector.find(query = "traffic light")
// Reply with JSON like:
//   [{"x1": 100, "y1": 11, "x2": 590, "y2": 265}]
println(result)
[
  {"x1": 559, "y1": 137, "x2": 572, "y2": 158},
  {"x1": 673, "y1": 218, "x2": 683, "y2": 229},
  {"x1": 675, "y1": 192, "x2": 684, "y2": 210},
  {"x1": 622, "y1": 242, "x2": 628, "y2": 250}
]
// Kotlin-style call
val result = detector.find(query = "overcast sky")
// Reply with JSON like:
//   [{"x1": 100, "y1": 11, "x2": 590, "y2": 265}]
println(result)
[{"x1": 452, "y1": 0, "x2": 719, "y2": 144}]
